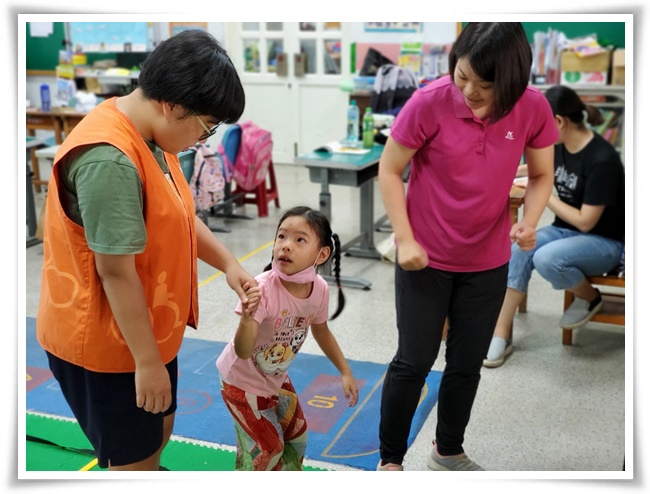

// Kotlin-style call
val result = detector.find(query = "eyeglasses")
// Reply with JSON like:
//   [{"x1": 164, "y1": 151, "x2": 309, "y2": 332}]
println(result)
[{"x1": 194, "y1": 114, "x2": 221, "y2": 141}]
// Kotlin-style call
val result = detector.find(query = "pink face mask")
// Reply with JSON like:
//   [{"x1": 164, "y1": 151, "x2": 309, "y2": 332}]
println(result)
[{"x1": 271, "y1": 248, "x2": 324, "y2": 284}]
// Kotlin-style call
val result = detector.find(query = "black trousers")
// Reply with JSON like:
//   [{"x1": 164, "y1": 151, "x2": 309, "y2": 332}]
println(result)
[{"x1": 379, "y1": 262, "x2": 508, "y2": 463}]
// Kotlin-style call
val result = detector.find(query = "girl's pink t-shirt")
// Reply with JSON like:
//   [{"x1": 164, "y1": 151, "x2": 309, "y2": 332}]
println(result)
[
  {"x1": 216, "y1": 269, "x2": 329, "y2": 397},
  {"x1": 390, "y1": 76, "x2": 559, "y2": 272}
]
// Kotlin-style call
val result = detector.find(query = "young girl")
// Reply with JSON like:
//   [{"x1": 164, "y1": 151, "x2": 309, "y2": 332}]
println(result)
[{"x1": 216, "y1": 206, "x2": 359, "y2": 471}]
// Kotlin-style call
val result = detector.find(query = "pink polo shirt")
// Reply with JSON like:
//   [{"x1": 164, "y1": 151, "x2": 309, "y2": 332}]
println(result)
[
  {"x1": 390, "y1": 76, "x2": 558, "y2": 272},
  {"x1": 216, "y1": 269, "x2": 330, "y2": 397}
]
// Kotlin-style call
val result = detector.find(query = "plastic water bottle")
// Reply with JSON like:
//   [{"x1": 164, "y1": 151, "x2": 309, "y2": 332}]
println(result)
[
  {"x1": 40, "y1": 84, "x2": 51, "y2": 112},
  {"x1": 362, "y1": 107, "x2": 374, "y2": 149},
  {"x1": 346, "y1": 100, "x2": 359, "y2": 145}
]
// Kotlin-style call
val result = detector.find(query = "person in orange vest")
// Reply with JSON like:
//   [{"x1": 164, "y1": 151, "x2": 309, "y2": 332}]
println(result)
[{"x1": 36, "y1": 29, "x2": 259, "y2": 471}]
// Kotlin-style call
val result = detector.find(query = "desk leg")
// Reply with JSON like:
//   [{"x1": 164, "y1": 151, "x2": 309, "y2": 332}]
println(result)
[
  {"x1": 510, "y1": 201, "x2": 527, "y2": 314},
  {"x1": 26, "y1": 151, "x2": 41, "y2": 248},
  {"x1": 342, "y1": 179, "x2": 381, "y2": 259},
  {"x1": 318, "y1": 169, "x2": 332, "y2": 221},
  {"x1": 27, "y1": 129, "x2": 42, "y2": 194},
  {"x1": 374, "y1": 213, "x2": 392, "y2": 232},
  {"x1": 317, "y1": 169, "x2": 371, "y2": 290}
]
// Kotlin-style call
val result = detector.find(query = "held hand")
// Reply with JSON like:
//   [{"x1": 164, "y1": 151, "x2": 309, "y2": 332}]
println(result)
[
  {"x1": 241, "y1": 282, "x2": 261, "y2": 316},
  {"x1": 226, "y1": 266, "x2": 259, "y2": 312},
  {"x1": 513, "y1": 177, "x2": 529, "y2": 189},
  {"x1": 342, "y1": 375, "x2": 359, "y2": 407},
  {"x1": 396, "y1": 239, "x2": 429, "y2": 271},
  {"x1": 510, "y1": 221, "x2": 537, "y2": 251},
  {"x1": 135, "y1": 361, "x2": 172, "y2": 414}
]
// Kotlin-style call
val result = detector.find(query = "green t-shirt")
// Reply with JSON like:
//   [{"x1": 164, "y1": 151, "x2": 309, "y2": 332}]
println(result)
[{"x1": 58, "y1": 141, "x2": 170, "y2": 255}]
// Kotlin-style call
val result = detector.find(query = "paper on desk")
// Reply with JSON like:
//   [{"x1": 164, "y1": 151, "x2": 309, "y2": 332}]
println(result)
[{"x1": 315, "y1": 141, "x2": 371, "y2": 155}]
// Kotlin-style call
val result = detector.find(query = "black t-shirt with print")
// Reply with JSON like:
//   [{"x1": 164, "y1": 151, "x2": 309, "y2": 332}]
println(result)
[{"x1": 552, "y1": 132, "x2": 625, "y2": 241}]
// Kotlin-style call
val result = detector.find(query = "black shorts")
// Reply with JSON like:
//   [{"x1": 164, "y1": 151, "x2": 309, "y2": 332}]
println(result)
[{"x1": 46, "y1": 351, "x2": 178, "y2": 468}]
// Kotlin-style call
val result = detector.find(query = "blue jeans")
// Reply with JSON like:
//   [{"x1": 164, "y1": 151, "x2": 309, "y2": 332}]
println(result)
[{"x1": 507, "y1": 225, "x2": 624, "y2": 294}]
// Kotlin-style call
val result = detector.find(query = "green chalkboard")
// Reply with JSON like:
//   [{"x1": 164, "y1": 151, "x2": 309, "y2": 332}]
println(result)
[
  {"x1": 26, "y1": 22, "x2": 66, "y2": 72},
  {"x1": 461, "y1": 22, "x2": 625, "y2": 49}
]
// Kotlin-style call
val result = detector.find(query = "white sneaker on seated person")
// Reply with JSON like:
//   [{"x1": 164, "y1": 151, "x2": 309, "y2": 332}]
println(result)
[
  {"x1": 482, "y1": 336, "x2": 513, "y2": 368},
  {"x1": 560, "y1": 289, "x2": 603, "y2": 329}
]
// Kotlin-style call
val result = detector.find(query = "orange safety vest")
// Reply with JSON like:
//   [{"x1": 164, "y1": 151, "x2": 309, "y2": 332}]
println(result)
[{"x1": 36, "y1": 98, "x2": 199, "y2": 372}]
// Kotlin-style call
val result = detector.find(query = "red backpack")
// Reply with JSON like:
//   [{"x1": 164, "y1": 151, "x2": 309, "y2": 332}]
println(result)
[{"x1": 217, "y1": 121, "x2": 273, "y2": 191}]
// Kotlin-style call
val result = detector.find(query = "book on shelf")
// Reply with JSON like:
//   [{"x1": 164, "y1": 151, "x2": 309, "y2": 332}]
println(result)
[
  {"x1": 579, "y1": 94, "x2": 607, "y2": 103},
  {"x1": 593, "y1": 109, "x2": 619, "y2": 134},
  {"x1": 315, "y1": 141, "x2": 370, "y2": 155},
  {"x1": 603, "y1": 126, "x2": 619, "y2": 145},
  {"x1": 592, "y1": 108, "x2": 622, "y2": 146}
]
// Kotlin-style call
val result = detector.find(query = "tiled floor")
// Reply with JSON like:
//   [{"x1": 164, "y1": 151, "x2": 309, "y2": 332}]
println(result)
[{"x1": 24, "y1": 161, "x2": 627, "y2": 476}]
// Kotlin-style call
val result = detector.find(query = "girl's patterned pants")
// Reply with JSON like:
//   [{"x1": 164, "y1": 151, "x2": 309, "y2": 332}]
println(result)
[{"x1": 220, "y1": 375, "x2": 308, "y2": 470}]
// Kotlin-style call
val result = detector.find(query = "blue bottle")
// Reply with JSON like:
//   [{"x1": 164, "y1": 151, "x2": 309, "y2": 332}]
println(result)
[
  {"x1": 40, "y1": 84, "x2": 51, "y2": 112},
  {"x1": 346, "y1": 100, "x2": 359, "y2": 145}
]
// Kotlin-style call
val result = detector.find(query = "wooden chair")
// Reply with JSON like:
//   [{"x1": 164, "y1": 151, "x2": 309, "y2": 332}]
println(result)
[{"x1": 562, "y1": 275, "x2": 625, "y2": 345}]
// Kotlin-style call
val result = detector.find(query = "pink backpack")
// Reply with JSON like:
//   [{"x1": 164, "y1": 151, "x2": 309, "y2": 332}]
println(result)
[
  {"x1": 189, "y1": 143, "x2": 225, "y2": 211},
  {"x1": 218, "y1": 121, "x2": 273, "y2": 191}
]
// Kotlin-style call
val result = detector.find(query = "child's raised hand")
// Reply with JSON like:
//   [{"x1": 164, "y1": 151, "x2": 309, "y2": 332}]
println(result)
[{"x1": 342, "y1": 375, "x2": 359, "y2": 407}]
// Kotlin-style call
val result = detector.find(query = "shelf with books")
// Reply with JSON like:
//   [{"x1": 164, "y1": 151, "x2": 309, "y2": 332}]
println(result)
[{"x1": 534, "y1": 84, "x2": 625, "y2": 164}]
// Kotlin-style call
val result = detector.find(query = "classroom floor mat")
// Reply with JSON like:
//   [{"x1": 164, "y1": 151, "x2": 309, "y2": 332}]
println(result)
[{"x1": 26, "y1": 317, "x2": 442, "y2": 471}]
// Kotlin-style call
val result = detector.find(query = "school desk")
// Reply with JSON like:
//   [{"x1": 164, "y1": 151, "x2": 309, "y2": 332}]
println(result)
[
  {"x1": 26, "y1": 108, "x2": 87, "y2": 192},
  {"x1": 295, "y1": 143, "x2": 385, "y2": 290},
  {"x1": 296, "y1": 143, "x2": 527, "y2": 290},
  {"x1": 26, "y1": 136, "x2": 46, "y2": 247}
]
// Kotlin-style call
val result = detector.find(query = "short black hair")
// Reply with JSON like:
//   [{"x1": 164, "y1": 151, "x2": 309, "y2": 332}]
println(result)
[
  {"x1": 449, "y1": 23, "x2": 532, "y2": 122},
  {"x1": 138, "y1": 29, "x2": 245, "y2": 124}
]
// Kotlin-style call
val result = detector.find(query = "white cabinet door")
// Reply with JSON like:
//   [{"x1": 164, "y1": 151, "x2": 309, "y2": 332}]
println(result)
[{"x1": 226, "y1": 22, "x2": 351, "y2": 164}]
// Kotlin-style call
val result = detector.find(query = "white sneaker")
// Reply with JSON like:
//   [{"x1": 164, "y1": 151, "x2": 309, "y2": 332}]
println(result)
[
  {"x1": 427, "y1": 442, "x2": 485, "y2": 471},
  {"x1": 483, "y1": 336, "x2": 513, "y2": 368},
  {"x1": 560, "y1": 290, "x2": 603, "y2": 329}
]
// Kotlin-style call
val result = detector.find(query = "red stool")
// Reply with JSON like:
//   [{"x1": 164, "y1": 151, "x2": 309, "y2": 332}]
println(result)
[{"x1": 231, "y1": 160, "x2": 280, "y2": 217}]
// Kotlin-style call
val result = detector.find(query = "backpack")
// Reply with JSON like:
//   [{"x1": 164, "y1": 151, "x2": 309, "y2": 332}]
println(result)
[
  {"x1": 217, "y1": 121, "x2": 273, "y2": 191},
  {"x1": 189, "y1": 143, "x2": 225, "y2": 211},
  {"x1": 370, "y1": 64, "x2": 419, "y2": 115}
]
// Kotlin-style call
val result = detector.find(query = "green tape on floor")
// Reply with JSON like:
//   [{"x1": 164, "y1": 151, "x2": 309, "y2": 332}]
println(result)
[{"x1": 25, "y1": 413, "x2": 327, "y2": 471}]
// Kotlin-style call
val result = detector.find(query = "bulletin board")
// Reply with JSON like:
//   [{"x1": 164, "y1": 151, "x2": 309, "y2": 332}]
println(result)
[
  {"x1": 26, "y1": 21, "x2": 66, "y2": 72},
  {"x1": 27, "y1": 21, "x2": 151, "y2": 74},
  {"x1": 364, "y1": 22, "x2": 422, "y2": 33},
  {"x1": 169, "y1": 22, "x2": 207, "y2": 36},
  {"x1": 69, "y1": 22, "x2": 149, "y2": 52}
]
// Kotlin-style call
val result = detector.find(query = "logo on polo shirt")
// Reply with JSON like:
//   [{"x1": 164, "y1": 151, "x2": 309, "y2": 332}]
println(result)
[{"x1": 505, "y1": 131, "x2": 515, "y2": 140}]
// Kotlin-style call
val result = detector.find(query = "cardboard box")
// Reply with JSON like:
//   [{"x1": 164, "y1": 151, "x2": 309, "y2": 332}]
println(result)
[
  {"x1": 612, "y1": 49, "x2": 625, "y2": 86},
  {"x1": 560, "y1": 50, "x2": 610, "y2": 85}
]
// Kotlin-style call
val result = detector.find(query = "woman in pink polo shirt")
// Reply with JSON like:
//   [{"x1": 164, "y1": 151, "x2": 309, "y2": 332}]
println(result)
[{"x1": 376, "y1": 23, "x2": 558, "y2": 471}]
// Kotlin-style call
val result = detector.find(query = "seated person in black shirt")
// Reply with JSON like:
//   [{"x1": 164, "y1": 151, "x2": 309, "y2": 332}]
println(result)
[{"x1": 484, "y1": 85, "x2": 625, "y2": 368}]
